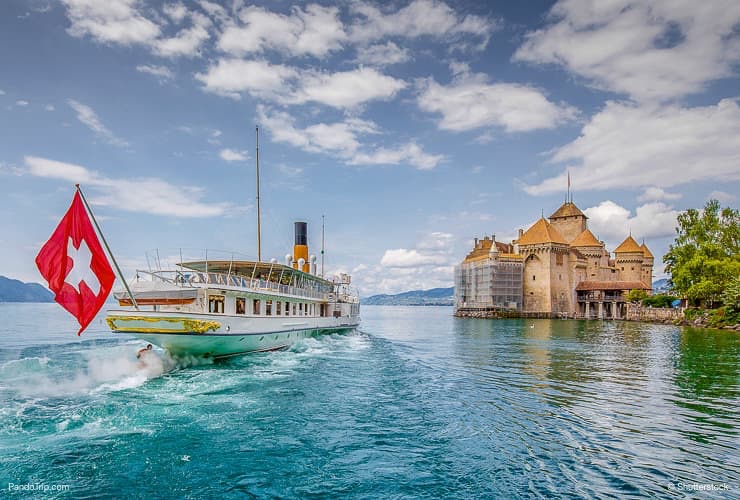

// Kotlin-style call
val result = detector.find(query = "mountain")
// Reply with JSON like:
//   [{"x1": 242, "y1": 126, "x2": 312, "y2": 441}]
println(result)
[
  {"x1": 0, "y1": 276, "x2": 54, "y2": 302},
  {"x1": 652, "y1": 278, "x2": 672, "y2": 293},
  {"x1": 363, "y1": 287, "x2": 454, "y2": 306}
]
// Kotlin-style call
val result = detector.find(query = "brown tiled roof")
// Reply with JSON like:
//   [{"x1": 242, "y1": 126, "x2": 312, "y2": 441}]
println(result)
[
  {"x1": 571, "y1": 229, "x2": 602, "y2": 247},
  {"x1": 575, "y1": 280, "x2": 650, "y2": 291},
  {"x1": 641, "y1": 242, "x2": 654, "y2": 259},
  {"x1": 549, "y1": 202, "x2": 587, "y2": 219},
  {"x1": 614, "y1": 235, "x2": 643, "y2": 253},
  {"x1": 517, "y1": 218, "x2": 568, "y2": 245}
]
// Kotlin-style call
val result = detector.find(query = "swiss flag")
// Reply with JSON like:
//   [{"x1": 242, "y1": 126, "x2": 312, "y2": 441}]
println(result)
[{"x1": 36, "y1": 191, "x2": 116, "y2": 335}]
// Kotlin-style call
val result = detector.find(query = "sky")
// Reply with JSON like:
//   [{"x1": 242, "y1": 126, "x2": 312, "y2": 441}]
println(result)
[{"x1": 1, "y1": 0, "x2": 738, "y2": 296}]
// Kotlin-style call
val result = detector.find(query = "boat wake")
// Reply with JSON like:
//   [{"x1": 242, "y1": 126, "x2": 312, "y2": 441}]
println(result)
[{"x1": 1, "y1": 343, "x2": 212, "y2": 399}]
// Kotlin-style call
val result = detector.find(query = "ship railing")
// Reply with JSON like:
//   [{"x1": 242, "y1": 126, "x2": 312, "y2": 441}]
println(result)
[{"x1": 135, "y1": 270, "x2": 328, "y2": 300}]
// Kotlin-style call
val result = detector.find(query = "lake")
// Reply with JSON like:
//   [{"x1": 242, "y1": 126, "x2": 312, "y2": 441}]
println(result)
[{"x1": 0, "y1": 303, "x2": 737, "y2": 498}]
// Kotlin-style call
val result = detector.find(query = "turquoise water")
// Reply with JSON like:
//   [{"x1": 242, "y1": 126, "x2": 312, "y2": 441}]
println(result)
[{"x1": 1, "y1": 304, "x2": 738, "y2": 498}]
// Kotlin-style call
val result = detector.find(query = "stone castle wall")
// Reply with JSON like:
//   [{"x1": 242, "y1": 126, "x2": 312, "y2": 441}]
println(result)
[{"x1": 625, "y1": 304, "x2": 682, "y2": 323}]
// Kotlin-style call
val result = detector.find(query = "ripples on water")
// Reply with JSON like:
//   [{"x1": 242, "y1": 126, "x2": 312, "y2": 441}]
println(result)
[{"x1": 0, "y1": 303, "x2": 737, "y2": 498}]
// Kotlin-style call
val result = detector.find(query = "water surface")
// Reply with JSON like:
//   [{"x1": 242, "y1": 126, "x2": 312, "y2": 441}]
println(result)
[{"x1": 1, "y1": 304, "x2": 737, "y2": 498}]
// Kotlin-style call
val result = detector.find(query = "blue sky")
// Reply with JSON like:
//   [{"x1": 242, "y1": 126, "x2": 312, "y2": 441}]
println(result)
[{"x1": 1, "y1": 0, "x2": 738, "y2": 295}]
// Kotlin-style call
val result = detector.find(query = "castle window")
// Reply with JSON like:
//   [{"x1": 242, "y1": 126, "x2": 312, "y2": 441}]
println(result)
[
  {"x1": 532, "y1": 276, "x2": 536, "y2": 281},
  {"x1": 559, "y1": 274, "x2": 562, "y2": 280},
  {"x1": 631, "y1": 267, "x2": 635, "y2": 271}
]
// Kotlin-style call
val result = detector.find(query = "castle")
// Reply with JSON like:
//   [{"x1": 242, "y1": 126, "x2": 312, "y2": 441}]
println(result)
[{"x1": 454, "y1": 198, "x2": 653, "y2": 319}]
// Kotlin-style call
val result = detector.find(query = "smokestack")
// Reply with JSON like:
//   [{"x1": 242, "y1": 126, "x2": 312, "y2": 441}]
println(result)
[{"x1": 293, "y1": 222, "x2": 309, "y2": 272}]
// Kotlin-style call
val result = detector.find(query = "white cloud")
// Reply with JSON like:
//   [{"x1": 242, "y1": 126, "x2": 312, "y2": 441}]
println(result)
[
  {"x1": 219, "y1": 148, "x2": 248, "y2": 162},
  {"x1": 349, "y1": 0, "x2": 496, "y2": 49},
  {"x1": 136, "y1": 64, "x2": 174, "y2": 80},
  {"x1": 67, "y1": 99, "x2": 129, "y2": 147},
  {"x1": 198, "y1": 61, "x2": 407, "y2": 109},
  {"x1": 45, "y1": 104, "x2": 55, "y2": 111},
  {"x1": 584, "y1": 200, "x2": 679, "y2": 248},
  {"x1": 62, "y1": 0, "x2": 161, "y2": 46},
  {"x1": 195, "y1": 58, "x2": 296, "y2": 100},
  {"x1": 25, "y1": 156, "x2": 232, "y2": 217},
  {"x1": 524, "y1": 99, "x2": 740, "y2": 195},
  {"x1": 0, "y1": 89, "x2": 5, "y2": 95},
  {"x1": 513, "y1": 0, "x2": 740, "y2": 102},
  {"x1": 291, "y1": 67, "x2": 406, "y2": 109},
  {"x1": 709, "y1": 191, "x2": 737, "y2": 204},
  {"x1": 258, "y1": 106, "x2": 442, "y2": 170},
  {"x1": 15, "y1": 100, "x2": 29, "y2": 106},
  {"x1": 348, "y1": 143, "x2": 443, "y2": 170},
  {"x1": 62, "y1": 0, "x2": 209, "y2": 58},
  {"x1": 637, "y1": 187, "x2": 682, "y2": 203},
  {"x1": 417, "y1": 72, "x2": 577, "y2": 132},
  {"x1": 354, "y1": 231, "x2": 456, "y2": 294},
  {"x1": 152, "y1": 11, "x2": 210, "y2": 57},
  {"x1": 380, "y1": 248, "x2": 449, "y2": 267},
  {"x1": 197, "y1": 0, "x2": 230, "y2": 25},
  {"x1": 355, "y1": 41, "x2": 410, "y2": 66},
  {"x1": 218, "y1": 4, "x2": 345, "y2": 58},
  {"x1": 0, "y1": 163, "x2": 24, "y2": 176},
  {"x1": 163, "y1": 2, "x2": 188, "y2": 23}
]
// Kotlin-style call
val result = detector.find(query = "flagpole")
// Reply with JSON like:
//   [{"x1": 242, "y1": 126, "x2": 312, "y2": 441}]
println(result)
[{"x1": 75, "y1": 184, "x2": 139, "y2": 310}]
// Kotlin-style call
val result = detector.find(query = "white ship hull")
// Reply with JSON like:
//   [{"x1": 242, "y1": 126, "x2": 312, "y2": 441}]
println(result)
[{"x1": 107, "y1": 309, "x2": 359, "y2": 358}]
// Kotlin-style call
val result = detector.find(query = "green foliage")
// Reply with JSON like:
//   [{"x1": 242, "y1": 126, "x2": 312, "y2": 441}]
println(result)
[
  {"x1": 626, "y1": 289, "x2": 647, "y2": 303},
  {"x1": 642, "y1": 294, "x2": 675, "y2": 308},
  {"x1": 708, "y1": 306, "x2": 740, "y2": 328},
  {"x1": 721, "y1": 276, "x2": 740, "y2": 312},
  {"x1": 684, "y1": 308, "x2": 701, "y2": 321},
  {"x1": 664, "y1": 200, "x2": 740, "y2": 307}
]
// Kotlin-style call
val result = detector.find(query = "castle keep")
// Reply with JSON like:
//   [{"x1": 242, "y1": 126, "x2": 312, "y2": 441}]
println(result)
[{"x1": 454, "y1": 200, "x2": 653, "y2": 319}]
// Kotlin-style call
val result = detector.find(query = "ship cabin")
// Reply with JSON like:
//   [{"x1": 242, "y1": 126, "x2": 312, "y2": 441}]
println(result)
[{"x1": 116, "y1": 259, "x2": 356, "y2": 319}]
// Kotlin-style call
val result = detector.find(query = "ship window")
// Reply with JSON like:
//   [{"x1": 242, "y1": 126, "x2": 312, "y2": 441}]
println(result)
[
  {"x1": 304, "y1": 303, "x2": 308, "y2": 316},
  {"x1": 276, "y1": 301, "x2": 281, "y2": 315},
  {"x1": 285, "y1": 302, "x2": 290, "y2": 316},
  {"x1": 299, "y1": 303, "x2": 303, "y2": 315},
  {"x1": 209, "y1": 295, "x2": 224, "y2": 314},
  {"x1": 266, "y1": 300, "x2": 272, "y2": 316},
  {"x1": 253, "y1": 299, "x2": 261, "y2": 315},
  {"x1": 236, "y1": 297, "x2": 246, "y2": 315},
  {"x1": 293, "y1": 303, "x2": 297, "y2": 315}
]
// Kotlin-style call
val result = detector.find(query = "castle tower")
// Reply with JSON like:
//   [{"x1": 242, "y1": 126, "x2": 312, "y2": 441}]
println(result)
[
  {"x1": 640, "y1": 241, "x2": 654, "y2": 291},
  {"x1": 517, "y1": 218, "x2": 571, "y2": 314},
  {"x1": 548, "y1": 202, "x2": 588, "y2": 243},
  {"x1": 613, "y1": 235, "x2": 645, "y2": 283},
  {"x1": 570, "y1": 228, "x2": 605, "y2": 281}
]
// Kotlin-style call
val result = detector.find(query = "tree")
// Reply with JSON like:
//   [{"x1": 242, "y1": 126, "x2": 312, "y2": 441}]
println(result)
[
  {"x1": 626, "y1": 289, "x2": 647, "y2": 303},
  {"x1": 722, "y1": 275, "x2": 740, "y2": 312},
  {"x1": 664, "y1": 200, "x2": 740, "y2": 307}
]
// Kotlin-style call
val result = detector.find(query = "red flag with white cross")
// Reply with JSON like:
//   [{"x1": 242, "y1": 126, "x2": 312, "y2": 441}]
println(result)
[{"x1": 36, "y1": 191, "x2": 115, "y2": 335}]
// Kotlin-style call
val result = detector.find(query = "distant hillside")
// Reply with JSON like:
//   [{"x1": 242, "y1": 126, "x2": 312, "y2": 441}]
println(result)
[
  {"x1": 652, "y1": 278, "x2": 672, "y2": 293},
  {"x1": 363, "y1": 287, "x2": 454, "y2": 306},
  {"x1": 0, "y1": 276, "x2": 53, "y2": 302}
]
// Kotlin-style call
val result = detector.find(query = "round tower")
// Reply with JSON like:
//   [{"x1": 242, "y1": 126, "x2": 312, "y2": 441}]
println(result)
[{"x1": 613, "y1": 235, "x2": 644, "y2": 283}]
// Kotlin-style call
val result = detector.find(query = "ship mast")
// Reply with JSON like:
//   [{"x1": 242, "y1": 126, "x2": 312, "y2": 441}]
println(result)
[
  {"x1": 321, "y1": 214, "x2": 325, "y2": 277},
  {"x1": 256, "y1": 125, "x2": 262, "y2": 262}
]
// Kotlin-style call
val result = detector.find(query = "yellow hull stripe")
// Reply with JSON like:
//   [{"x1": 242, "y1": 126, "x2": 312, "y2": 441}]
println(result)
[{"x1": 106, "y1": 316, "x2": 221, "y2": 334}]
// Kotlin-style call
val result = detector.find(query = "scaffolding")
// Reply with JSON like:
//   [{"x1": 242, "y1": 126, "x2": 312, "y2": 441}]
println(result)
[{"x1": 454, "y1": 257, "x2": 523, "y2": 312}]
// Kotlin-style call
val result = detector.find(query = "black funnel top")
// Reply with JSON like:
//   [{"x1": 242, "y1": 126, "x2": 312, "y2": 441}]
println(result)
[{"x1": 294, "y1": 222, "x2": 307, "y2": 246}]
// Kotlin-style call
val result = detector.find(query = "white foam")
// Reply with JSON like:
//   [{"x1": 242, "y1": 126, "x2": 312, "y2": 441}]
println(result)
[{"x1": 11, "y1": 346, "x2": 176, "y2": 398}]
